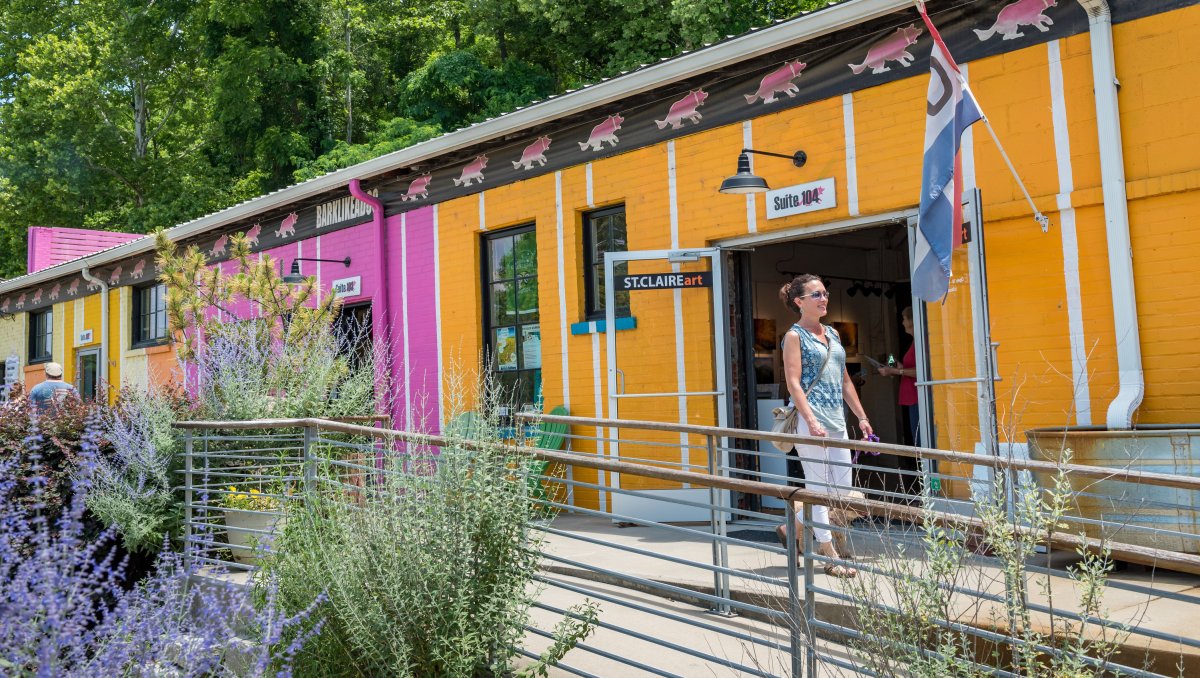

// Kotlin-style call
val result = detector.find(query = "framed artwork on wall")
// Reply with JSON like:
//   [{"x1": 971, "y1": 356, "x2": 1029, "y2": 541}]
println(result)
[{"x1": 831, "y1": 321, "x2": 859, "y2": 357}]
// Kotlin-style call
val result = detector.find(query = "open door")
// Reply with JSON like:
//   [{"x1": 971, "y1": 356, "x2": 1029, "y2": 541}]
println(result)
[
  {"x1": 604, "y1": 248, "x2": 729, "y2": 522},
  {"x1": 911, "y1": 188, "x2": 999, "y2": 504}
]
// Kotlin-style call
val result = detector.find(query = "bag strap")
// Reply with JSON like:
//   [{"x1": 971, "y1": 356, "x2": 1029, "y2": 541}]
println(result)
[{"x1": 789, "y1": 325, "x2": 835, "y2": 399}]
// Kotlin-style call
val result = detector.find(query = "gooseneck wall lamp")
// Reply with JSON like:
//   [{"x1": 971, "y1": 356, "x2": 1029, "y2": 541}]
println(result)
[
  {"x1": 282, "y1": 257, "x2": 351, "y2": 284},
  {"x1": 718, "y1": 148, "x2": 807, "y2": 194}
]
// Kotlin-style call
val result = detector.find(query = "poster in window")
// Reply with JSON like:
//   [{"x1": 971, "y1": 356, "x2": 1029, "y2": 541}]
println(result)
[
  {"x1": 495, "y1": 327, "x2": 518, "y2": 371},
  {"x1": 521, "y1": 326, "x2": 541, "y2": 369}
]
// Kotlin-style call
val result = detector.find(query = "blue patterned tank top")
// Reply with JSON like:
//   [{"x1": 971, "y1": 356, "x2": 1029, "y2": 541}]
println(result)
[{"x1": 783, "y1": 323, "x2": 846, "y2": 433}]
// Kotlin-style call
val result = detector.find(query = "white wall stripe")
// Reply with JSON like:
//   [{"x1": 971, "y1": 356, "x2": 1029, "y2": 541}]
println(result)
[
  {"x1": 842, "y1": 93, "x2": 860, "y2": 216},
  {"x1": 961, "y1": 64, "x2": 977, "y2": 190},
  {"x1": 401, "y1": 212, "x2": 412, "y2": 431},
  {"x1": 554, "y1": 172, "x2": 571, "y2": 409},
  {"x1": 742, "y1": 121, "x2": 758, "y2": 232},
  {"x1": 73, "y1": 298, "x2": 83, "y2": 345},
  {"x1": 315, "y1": 236, "x2": 322, "y2": 298},
  {"x1": 591, "y1": 332, "x2": 607, "y2": 513},
  {"x1": 666, "y1": 141, "x2": 690, "y2": 469},
  {"x1": 478, "y1": 192, "x2": 486, "y2": 231},
  {"x1": 585, "y1": 163, "x2": 595, "y2": 208},
  {"x1": 433, "y1": 204, "x2": 445, "y2": 427},
  {"x1": 1048, "y1": 40, "x2": 1092, "y2": 425}
]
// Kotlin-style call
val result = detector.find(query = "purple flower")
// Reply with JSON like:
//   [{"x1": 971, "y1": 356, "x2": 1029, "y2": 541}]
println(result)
[{"x1": 0, "y1": 415, "x2": 320, "y2": 675}]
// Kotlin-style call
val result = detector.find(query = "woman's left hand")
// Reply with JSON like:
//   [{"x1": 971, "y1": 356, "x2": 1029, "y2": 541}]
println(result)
[{"x1": 859, "y1": 418, "x2": 874, "y2": 439}]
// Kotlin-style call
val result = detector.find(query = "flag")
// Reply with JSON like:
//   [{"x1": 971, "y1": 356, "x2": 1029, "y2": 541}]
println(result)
[{"x1": 913, "y1": 9, "x2": 983, "y2": 303}]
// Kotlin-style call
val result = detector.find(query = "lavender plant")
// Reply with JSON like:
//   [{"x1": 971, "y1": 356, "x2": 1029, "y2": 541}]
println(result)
[
  {"x1": 88, "y1": 385, "x2": 193, "y2": 555},
  {"x1": 0, "y1": 414, "x2": 322, "y2": 676}
]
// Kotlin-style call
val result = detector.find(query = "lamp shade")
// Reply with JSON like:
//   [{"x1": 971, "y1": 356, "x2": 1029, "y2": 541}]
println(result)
[
  {"x1": 718, "y1": 152, "x2": 770, "y2": 194},
  {"x1": 282, "y1": 260, "x2": 305, "y2": 285}
]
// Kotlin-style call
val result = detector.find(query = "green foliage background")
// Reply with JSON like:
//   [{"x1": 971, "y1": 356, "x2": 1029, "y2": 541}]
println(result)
[{"x1": 0, "y1": 0, "x2": 824, "y2": 278}]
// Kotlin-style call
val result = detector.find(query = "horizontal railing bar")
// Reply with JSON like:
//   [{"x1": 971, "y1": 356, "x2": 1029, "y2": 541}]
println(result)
[
  {"x1": 533, "y1": 524, "x2": 786, "y2": 588},
  {"x1": 516, "y1": 414, "x2": 1200, "y2": 492},
  {"x1": 808, "y1": 586, "x2": 1162, "y2": 678},
  {"x1": 532, "y1": 574, "x2": 791, "y2": 653},
  {"x1": 509, "y1": 647, "x2": 600, "y2": 678},
  {"x1": 531, "y1": 599, "x2": 778, "y2": 678},
  {"x1": 530, "y1": 489, "x2": 796, "y2": 553},
  {"x1": 807, "y1": 619, "x2": 1020, "y2": 678},
  {"x1": 520, "y1": 626, "x2": 682, "y2": 678},
  {"x1": 540, "y1": 553, "x2": 789, "y2": 621}
]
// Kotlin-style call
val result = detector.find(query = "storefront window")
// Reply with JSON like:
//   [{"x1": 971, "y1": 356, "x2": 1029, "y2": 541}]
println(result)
[
  {"x1": 132, "y1": 283, "x2": 168, "y2": 347},
  {"x1": 483, "y1": 225, "x2": 541, "y2": 411},
  {"x1": 584, "y1": 205, "x2": 630, "y2": 319},
  {"x1": 28, "y1": 309, "x2": 52, "y2": 364}
]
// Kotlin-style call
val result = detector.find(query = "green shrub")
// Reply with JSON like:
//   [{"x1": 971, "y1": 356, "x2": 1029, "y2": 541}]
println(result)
[{"x1": 261, "y1": 371, "x2": 596, "y2": 676}]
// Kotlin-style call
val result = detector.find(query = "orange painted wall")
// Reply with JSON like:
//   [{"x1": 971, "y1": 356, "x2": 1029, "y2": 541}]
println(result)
[{"x1": 436, "y1": 6, "x2": 1200, "y2": 508}]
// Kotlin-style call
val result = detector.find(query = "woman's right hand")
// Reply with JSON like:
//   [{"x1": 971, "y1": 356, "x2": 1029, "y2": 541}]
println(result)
[{"x1": 806, "y1": 418, "x2": 828, "y2": 437}]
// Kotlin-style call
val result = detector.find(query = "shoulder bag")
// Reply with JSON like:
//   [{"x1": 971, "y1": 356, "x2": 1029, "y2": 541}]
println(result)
[{"x1": 769, "y1": 326, "x2": 835, "y2": 453}]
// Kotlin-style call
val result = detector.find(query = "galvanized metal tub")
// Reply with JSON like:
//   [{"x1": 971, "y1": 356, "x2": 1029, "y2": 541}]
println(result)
[{"x1": 1025, "y1": 427, "x2": 1200, "y2": 554}]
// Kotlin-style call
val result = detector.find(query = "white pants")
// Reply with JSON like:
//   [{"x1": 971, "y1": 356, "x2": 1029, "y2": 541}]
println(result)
[{"x1": 793, "y1": 420, "x2": 851, "y2": 544}]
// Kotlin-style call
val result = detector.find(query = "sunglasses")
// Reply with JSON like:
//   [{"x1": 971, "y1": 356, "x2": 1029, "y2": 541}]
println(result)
[{"x1": 802, "y1": 291, "x2": 829, "y2": 301}]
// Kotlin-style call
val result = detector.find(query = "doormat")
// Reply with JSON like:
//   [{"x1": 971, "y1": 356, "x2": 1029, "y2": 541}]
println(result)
[{"x1": 727, "y1": 529, "x2": 779, "y2": 544}]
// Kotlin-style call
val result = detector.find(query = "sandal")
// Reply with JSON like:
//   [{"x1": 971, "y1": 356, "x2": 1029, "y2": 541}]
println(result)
[
  {"x1": 823, "y1": 563, "x2": 858, "y2": 579},
  {"x1": 817, "y1": 543, "x2": 857, "y2": 578}
]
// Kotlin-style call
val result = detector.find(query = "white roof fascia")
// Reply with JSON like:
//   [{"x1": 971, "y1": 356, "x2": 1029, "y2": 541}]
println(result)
[{"x1": 1, "y1": 0, "x2": 908, "y2": 295}]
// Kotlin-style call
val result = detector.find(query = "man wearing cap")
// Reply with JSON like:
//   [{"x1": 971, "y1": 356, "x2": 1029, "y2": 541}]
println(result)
[{"x1": 28, "y1": 362, "x2": 78, "y2": 413}]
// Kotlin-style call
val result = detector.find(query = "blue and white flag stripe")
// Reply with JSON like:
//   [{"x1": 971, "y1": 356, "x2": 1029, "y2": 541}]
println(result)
[{"x1": 913, "y1": 15, "x2": 983, "y2": 303}]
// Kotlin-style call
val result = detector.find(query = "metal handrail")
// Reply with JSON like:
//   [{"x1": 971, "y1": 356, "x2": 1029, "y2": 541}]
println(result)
[
  {"x1": 175, "y1": 417, "x2": 1200, "y2": 575},
  {"x1": 515, "y1": 412, "x2": 1200, "y2": 492}
]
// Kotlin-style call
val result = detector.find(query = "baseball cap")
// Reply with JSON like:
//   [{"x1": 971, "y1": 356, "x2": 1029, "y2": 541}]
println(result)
[{"x1": 44, "y1": 362, "x2": 63, "y2": 378}]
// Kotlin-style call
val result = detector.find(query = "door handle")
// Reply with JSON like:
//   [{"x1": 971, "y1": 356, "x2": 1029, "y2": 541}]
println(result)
[
  {"x1": 615, "y1": 369, "x2": 626, "y2": 394},
  {"x1": 990, "y1": 342, "x2": 1002, "y2": 382}
]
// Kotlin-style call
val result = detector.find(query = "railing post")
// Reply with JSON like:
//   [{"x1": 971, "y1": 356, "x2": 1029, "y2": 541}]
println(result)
[
  {"x1": 802, "y1": 501, "x2": 817, "y2": 677},
  {"x1": 786, "y1": 501, "x2": 803, "y2": 678},
  {"x1": 183, "y1": 430, "x2": 194, "y2": 571},
  {"x1": 705, "y1": 434, "x2": 732, "y2": 615},
  {"x1": 303, "y1": 426, "x2": 316, "y2": 499}
]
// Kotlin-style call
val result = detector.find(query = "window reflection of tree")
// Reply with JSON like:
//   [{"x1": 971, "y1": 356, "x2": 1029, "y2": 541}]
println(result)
[{"x1": 485, "y1": 227, "x2": 541, "y2": 413}]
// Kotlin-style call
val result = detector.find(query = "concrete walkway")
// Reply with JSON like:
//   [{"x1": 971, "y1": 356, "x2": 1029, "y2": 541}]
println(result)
[{"x1": 529, "y1": 513, "x2": 1200, "y2": 676}]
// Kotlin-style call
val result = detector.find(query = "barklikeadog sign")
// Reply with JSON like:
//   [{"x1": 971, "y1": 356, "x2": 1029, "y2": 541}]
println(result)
[{"x1": 765, "y1": 178, "x2": 837, "y2": 219}]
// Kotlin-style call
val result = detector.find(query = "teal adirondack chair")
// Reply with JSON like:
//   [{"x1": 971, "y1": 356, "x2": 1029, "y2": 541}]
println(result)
[{"x1": 527, "y1": 405, "x2": 569, "y2": 509}]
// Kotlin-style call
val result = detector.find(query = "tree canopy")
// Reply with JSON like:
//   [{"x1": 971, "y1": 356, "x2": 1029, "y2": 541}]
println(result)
[{"x1": 0, "y1": 0, "x2": 825, "y2": 278}]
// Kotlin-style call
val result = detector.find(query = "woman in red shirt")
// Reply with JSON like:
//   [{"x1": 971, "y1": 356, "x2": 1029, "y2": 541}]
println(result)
[{"x1": 879, "y1": 306, "x2": 919, "y2": 446}]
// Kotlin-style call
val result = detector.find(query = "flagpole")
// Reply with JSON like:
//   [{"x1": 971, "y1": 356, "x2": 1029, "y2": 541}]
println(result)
[
  {"x1": 915, "y1": 0, "x2": 1052, "y2": 233},
  {"x1": 977, "y1": 110, "x2": 1051, "y2": 232}
]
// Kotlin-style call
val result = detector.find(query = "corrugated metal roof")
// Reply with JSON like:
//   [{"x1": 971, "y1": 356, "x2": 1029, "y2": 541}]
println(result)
[{"x1": 0, "y1": 0, "x2": 909, "y2": 295}]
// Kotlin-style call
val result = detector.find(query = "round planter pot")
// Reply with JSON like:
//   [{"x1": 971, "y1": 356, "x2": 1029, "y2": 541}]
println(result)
[{"x1": 223, "y1": 509, "x2": 285, "y2": 565}]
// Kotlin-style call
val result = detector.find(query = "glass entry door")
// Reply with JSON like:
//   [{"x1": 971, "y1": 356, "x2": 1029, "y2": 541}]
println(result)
[
  {"x1": 911, "y1": 188, "x2": 999, "y2": 503},
  {"x1": 604, "y1": 248, "x2": 728, "y2": 522},
  {"x1": 76, "y1": 348, "x2": 100, "y2": 401}
]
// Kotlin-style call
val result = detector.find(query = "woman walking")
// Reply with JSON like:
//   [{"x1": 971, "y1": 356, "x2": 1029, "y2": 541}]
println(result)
[{"x1": 775, "y1": 274, "x2": 873, "y2": 578}]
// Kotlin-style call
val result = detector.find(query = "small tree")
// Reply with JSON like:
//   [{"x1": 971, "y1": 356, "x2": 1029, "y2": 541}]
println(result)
[{"x1": 155, "y1": 229, "x2": 340, "y2": 364}]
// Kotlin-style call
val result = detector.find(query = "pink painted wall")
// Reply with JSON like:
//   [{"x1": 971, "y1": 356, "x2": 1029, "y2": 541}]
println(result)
[
  {"x1": 27, "y1": 227, "x2": 142, "y2": 273},
  {"x1": 201, "y1": 205, "x2": 442, "y2": 433}
]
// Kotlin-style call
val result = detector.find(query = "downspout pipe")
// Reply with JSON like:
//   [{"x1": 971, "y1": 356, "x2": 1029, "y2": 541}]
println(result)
[
  {"x1": 80, "y1": 261, "x2": 109, "y2": 400},
  {"x1": 349, "y1": 179, "x2": 388, "y2": 348},
  {"x1": 1077, "y1": 0, "x2": 1144, "y2": 430}
]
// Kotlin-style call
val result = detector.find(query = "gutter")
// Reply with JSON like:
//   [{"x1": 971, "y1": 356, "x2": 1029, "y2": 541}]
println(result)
[
  {"x1": 348, "y1": 179, "x2": 387, "y2": 346},
  {"x1": 0, "y1": 0, "x2": 912, "y2": 296},
  {"x1": 1077, "y1": 0, "x2": 1143, "y2": 430},
  {"x1": 79, "y1": 262, "x2": 110, "y2": 399}
]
